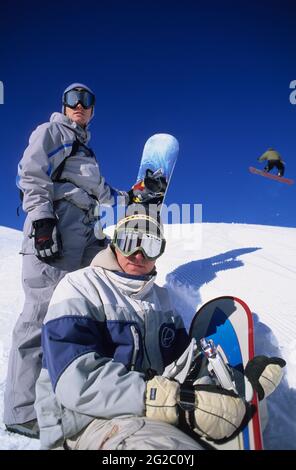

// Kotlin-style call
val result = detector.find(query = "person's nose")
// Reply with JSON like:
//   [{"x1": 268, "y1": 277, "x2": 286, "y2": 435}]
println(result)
[
  {"x1": 133, "y1": 251, "x2": 145, "y2": 260},
  {"x1": 76, "y1": 102, "x2": 83, "y2": 109}
]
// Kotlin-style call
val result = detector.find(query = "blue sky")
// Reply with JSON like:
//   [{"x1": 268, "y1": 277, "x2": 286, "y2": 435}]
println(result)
[{"x1": 1, "y1": 0, "x2": 296, "y2": 230}]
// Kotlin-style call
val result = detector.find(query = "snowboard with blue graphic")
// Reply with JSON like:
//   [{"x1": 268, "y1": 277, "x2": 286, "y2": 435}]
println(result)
[
  {"x1": 189, "y1": 296, "x2": 264, "y2": 450},
  {"x1": 131, "y1": 133, "x2": 179, "y2": 207}
]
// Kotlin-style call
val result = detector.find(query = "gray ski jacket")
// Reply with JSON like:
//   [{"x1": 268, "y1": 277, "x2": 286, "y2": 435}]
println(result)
[
  {"x1": 17, "y1": 112, "x2": 121, "y2": 222},
  {"x1": 35, "y1": 246, "x2": 189, "y2": 449}
]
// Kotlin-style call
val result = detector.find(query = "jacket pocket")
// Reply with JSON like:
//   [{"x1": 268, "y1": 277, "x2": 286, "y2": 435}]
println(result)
[{"x1": 20, "y1": 217, "x2": 35, "y2": 255}]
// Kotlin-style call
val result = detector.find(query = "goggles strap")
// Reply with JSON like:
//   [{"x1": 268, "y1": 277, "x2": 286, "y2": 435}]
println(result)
[{"x1": 116, "y1": 214, "x2": 163, "y2": 238}]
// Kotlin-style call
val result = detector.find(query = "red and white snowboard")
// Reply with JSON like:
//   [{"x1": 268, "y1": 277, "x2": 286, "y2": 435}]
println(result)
[
  {"x1": 189, "y1": 296, "x2": 264, "y2": 450},
  {"x1": 249, "y1": 166, "x2": 294, "y2": 185}
]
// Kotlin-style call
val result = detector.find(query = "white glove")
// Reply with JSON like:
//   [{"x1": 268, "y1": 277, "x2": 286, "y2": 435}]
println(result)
[{"x1": 145, "y1": 376, "x2": 247, "y2": 441}]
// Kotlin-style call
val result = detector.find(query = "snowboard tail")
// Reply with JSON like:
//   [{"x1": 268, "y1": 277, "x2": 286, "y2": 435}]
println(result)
[
  {"x1": 189, "y1": 296, "x2": 264, "y2": 450},
  {"x1": 132, "y1": 133, "x2": 179, "y2": 207},
  {"x1": 249, "y1": 166, "x2": 294, "y2": 185}
]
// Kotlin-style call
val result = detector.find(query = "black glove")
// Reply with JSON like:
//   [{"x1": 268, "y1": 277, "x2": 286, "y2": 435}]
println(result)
[
  {"x1": 32, "y1": 218, "x2": 62, "y2": 260},
  {"x1": 245, "y1": 355, "x2": 286, "y2": 401}
]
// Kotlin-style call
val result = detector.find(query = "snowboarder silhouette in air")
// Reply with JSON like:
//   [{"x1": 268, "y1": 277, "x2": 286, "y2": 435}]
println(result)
[{"x1": 257, "y1": 148, "x2": 285, "y2": 177}]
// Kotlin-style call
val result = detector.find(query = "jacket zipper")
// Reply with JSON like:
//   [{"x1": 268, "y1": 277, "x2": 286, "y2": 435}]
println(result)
[
  {"x1": 130, "y1": 298, "x2": 153, "y2": 370},
  {"x1": 130, "y1": 325, "x2": 140, "y2": 371},
  {"x1": 139, "y1": 303, "x2": 153, "y2": 370}
]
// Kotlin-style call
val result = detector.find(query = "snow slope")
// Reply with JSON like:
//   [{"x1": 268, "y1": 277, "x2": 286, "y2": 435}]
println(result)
[{"x1": 0, "y1": 223, "x2": 295, "y2": 450}]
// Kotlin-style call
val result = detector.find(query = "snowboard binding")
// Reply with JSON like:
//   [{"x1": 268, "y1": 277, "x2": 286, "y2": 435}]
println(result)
[{"x1": 131, "y1": 169, "x2": 168, "y2": 205}]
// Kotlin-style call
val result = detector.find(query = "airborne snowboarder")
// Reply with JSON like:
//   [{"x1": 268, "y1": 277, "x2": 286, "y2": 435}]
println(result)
[{"x1": 257, "y1": 148, "x2": 285, "y2": 177}]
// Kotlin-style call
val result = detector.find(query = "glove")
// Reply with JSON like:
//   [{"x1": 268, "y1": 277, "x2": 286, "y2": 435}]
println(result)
[
  {"x1": 245, "y1": 355, "x2": 286, "y2": 401},
  {"x1": 145, "y1": 376, "x2": 247, "y2": 441},
  {"x1": 32, "y1": 218, "x2": 62, "y2": 260}
]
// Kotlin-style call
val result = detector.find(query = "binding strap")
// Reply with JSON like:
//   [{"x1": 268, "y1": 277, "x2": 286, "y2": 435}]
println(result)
[{"x1": 178, "y1": 382, "x2": 196, "y2": 430}]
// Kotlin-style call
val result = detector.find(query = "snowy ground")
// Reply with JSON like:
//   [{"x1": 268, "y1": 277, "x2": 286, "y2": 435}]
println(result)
[{"x1": 0, "y1": 222, "x2": 295, "y2": 450}]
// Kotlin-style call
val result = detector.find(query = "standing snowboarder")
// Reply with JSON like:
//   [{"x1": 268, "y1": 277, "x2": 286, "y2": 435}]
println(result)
[
  {"x1": 4, "y1": 83, "x2": 130, "y2": 438},
  {"x1": 257, "y1": 148, "x2": 285, "y2": 176}
]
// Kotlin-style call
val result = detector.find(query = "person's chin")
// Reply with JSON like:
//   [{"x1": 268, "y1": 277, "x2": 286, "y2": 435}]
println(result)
[
  {"x1": 126, "y1": 264, "x2": 146, "y2": 275},
  {"x1": 73, "y1": 116, "x2": 86, "y2": 126}
]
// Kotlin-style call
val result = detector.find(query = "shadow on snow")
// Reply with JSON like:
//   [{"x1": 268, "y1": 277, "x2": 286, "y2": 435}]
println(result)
[
  {"x1": 253, "y1": 314, "x2": 296, "y2": 450},
  {"x1": 164, "y1": 247, "x2": 261, "y2": 329}
]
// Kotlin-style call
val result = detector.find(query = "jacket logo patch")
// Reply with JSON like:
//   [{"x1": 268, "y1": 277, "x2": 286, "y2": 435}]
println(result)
[
  {"x1": 160, "y1": 326, "x2": 175, "y2": 349},
  {"x1": 150, "y1": 388, "x2": 157, "y2": 400}
]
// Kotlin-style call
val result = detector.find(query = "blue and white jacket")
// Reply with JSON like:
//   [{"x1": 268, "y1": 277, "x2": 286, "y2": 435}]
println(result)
[{"x1": 35, "y1": 246, "x2": 189, "y2": 449}]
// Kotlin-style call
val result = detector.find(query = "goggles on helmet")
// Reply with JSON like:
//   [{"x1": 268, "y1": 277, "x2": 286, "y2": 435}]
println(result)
[
  {"x1": 63, "y1": 89, "x2": 95, "y2": 109},
  {"x1": 113, "y1": 229, "x2": 166, "y2": 260}
]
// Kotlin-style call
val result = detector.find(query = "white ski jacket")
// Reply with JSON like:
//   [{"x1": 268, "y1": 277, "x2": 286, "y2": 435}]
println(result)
[{"x1": 35, "y1": 246, "x2": 189, "y2": 449}]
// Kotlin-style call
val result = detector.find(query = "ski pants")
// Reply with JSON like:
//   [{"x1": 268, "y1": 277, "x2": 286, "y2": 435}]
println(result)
[
  {"x1": 4, "y1": 200, "x2": 105, "y2": 425},
  {"x1": 264, "y1": 160, "x2": 285, "y2": 176},
  {"x1": 63, "y1": 417, "x2": 204, "y2": 450}
]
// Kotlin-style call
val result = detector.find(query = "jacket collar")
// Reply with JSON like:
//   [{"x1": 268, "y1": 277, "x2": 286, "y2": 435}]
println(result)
[
  {"x1": 91, "y1": 245, "x2": 123, "y2": 271},
  {"x1": 50, "y1": 112, "x2": 90, "y2": 144},
  {"x1": 91, "y1": 245, "x2": 157, "y2": 299}
]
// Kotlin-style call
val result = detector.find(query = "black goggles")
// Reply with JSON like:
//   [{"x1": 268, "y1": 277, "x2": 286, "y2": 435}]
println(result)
[
  {"x1": 113, "y1": 229, "x2": 166, "y2": 260},
  {"x1": 63, "y1": 89, "x2": 95, "y2": 109}
]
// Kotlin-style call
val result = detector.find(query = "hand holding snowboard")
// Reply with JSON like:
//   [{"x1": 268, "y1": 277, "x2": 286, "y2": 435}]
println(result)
[
  {"x1": 145, "y1": 347, "x2": 285, "y2": 443},
  {"x1": 145, "y1": 376, "x2": 247, "y2": 441}
]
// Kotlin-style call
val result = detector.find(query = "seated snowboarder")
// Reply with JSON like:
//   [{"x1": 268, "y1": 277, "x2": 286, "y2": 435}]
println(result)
[
  {"x1": 257, "y1": 148, "x2": 285, "y2": 176},
  {"x1": 34, "y1": 205, "x2": 285, "y2": 450}
]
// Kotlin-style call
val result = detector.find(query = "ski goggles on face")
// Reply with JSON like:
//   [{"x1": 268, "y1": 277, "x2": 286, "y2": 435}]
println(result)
[
  {"x1": 113, "y1": 229, "x2": 166, "y2": 260},
  {"x1": 63, "y1": 89, "x2": 95, "y2": 109}
]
